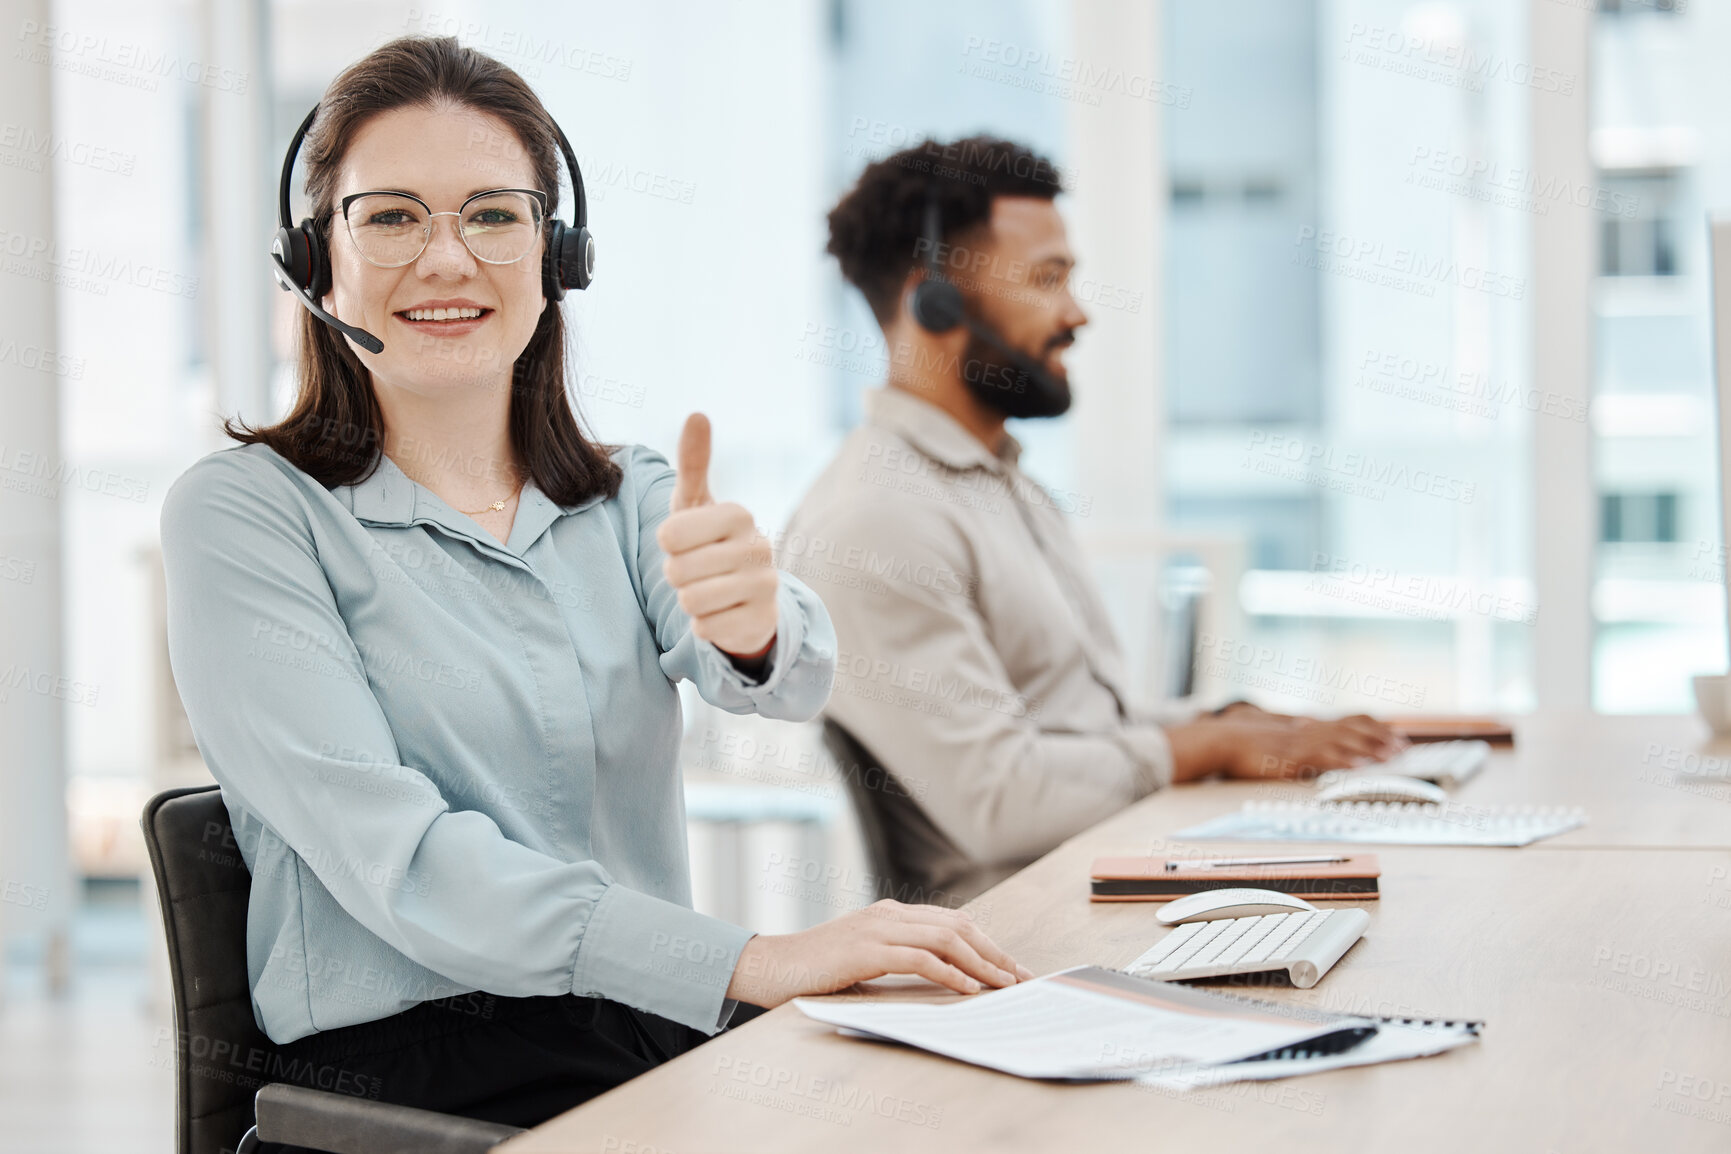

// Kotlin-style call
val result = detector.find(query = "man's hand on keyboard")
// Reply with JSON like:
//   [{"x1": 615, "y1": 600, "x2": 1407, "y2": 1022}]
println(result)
[
  {"x1": 1211, "y1": 701, "x2": 1294, "y2": 722},
  {"x1": 1227, "y1": 715, "x2": 1408, "y2": 780},
  {"x1": 1168, "y1": 714, "x2": 1407, "y2": 782}
]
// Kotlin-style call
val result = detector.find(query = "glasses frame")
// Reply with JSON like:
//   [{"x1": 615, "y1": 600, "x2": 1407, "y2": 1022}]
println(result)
[{"x1": 338, "y1": 187, "x2": 550, "y2": 268}]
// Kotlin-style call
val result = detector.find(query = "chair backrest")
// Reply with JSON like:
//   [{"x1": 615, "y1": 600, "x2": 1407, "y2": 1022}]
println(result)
[
  {"x1": 819, "y1": 720, "x2": 963, "y2": 907},
  {"x1": 141, "y1": 785, "x2": 279, "y2": 1154},
  {"x1": 1159, "y1": 565, "x2": 1205, "y2": 700}
]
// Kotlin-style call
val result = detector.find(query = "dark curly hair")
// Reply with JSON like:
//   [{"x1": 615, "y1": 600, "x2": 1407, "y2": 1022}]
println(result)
[{"x1": 826, "y1": 135, "x2": 1064, "y2": 327}]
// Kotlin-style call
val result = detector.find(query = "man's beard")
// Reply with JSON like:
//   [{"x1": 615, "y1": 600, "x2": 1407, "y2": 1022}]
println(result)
[{"x1": 957, "y1": 328, "x2": 1073, "y2": 419}]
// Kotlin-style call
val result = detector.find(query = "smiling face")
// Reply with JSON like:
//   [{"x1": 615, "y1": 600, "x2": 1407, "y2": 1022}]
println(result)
[
  {"x1": 324, "y1": 103, "x2": 548, "y2": 400},
  {"x1": 966, "y1": 196, "x2": 1088, "y2": 383}
]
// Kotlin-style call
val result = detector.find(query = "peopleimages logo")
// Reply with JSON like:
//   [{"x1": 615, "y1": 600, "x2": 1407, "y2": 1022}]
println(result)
[
  {"x1": 0, "y1": 123, "x2": 135, "y2": 175},
  {"x1": 0, "y1": 443, "x2": 150, "y2": 503},
  {"x1": 1242, "y1": 430, "x2": 1478, "y2": 506},
  {"x1": 1407, "y1": 145, "x2": 1638, "y2": 219},
  {"x1": 14, "y1": 20, "x2": 249, "y2": 93},
  {"x1": 1307, "y1": 551, "x2": 1537, "y2": 625},
  {"x1": 401, "y1": 11, "x2": 631, "y2": 81},
  {"x1": 0, "y1": 228, "x2": 199, "y2": 299},
  {"x1": 1293, "y1": 226, "x2": 1526, "y2": 301},
  {"x1": 1353, "y1": 347, "x2": 1587, "y2": 424},
  {"x1": 1342, "y1": 23, "x2": 1576, "y2": 96},
  {"x1": 1195, "y1": 631, "x2": 1427, "y2": 708},
  {"x1": 957, "y1": 36, "x2": 1191, "y2": 108}
]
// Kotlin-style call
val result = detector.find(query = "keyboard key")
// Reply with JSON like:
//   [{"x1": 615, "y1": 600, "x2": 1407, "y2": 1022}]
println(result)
[
  {"x1": 1242, "y1": 915, "x2": 1307, "y2": 964},
  {"x1": 1122, "y1": 908, "x2": 1367, "y2": 987},
  {"x1": 1213, "y1": 915, "x2": 1286, "y2": 966},
  {"x1": 1270, "y1": 912, "x2": 1329, "y2": 960},
  {"x1": 1133, "y1": 920, "x2": 1202, "y2": 968},
  {"x1": 1379, "y1": 739, "x2": 1489, "y2": 786},
  {"x1": 1189, "y1": 916, "x2": 1261, "y2": 967},
  {"x1": 1162, "y1": 920, "x2": 1230, "y2": 969}
]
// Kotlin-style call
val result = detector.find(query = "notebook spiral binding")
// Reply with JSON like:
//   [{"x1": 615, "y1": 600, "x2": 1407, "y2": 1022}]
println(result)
[
  {"x1": 1180, "y1": 985, "x2": 1485, "y2": 1064},
  {"x1": 1233, "y1": 1025, "x2": 1378, "y2": 1063}
]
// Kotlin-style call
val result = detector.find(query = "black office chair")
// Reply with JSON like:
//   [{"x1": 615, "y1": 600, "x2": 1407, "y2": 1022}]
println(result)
[
  {"x1": 141, "y1": 785, "x2": 525, "y2": 1154},
  {"x1": 819, "y1": 720, "x2": 966, "y2": 908}
]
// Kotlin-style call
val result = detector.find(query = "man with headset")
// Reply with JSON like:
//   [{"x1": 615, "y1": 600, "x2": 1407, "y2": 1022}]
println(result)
[{"x1": 784, "y1": 136, "x2": 1405, "y2": 904}]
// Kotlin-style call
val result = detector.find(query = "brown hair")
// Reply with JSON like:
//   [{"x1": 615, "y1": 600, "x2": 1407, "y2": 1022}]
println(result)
[{"x1": 224, "y1": 35, "x2": 621, "y2": 506}]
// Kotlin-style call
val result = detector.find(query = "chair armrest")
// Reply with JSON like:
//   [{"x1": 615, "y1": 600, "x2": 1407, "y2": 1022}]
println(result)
[{"x1": 254, "y1": 1083, "x2": 524, "y2": 1154}]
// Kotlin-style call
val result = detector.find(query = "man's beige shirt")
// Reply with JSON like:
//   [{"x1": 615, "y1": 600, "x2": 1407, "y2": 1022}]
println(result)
[{"x1": 782, "y1": 388, "x2": 1174, "y2": 898}]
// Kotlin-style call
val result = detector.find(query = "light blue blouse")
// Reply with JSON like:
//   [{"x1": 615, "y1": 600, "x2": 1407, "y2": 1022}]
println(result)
[{"x1": 159, "y1": 441, "x2": 836, "y2": 1044}]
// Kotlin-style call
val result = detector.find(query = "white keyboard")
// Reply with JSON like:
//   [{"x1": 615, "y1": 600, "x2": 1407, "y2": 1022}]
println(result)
[
  {"x1": 1122, "y1": 908, "x2": 1371, "y2": 989},
  {"x1": 1178, "y1": 801, "x2": 1585, "y2": 846},
  {"x1": 1373, "y1": 739, "x2": 1490, "y2": 787}
]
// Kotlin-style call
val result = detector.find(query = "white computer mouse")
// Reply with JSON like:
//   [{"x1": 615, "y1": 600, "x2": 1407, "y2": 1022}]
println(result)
[
  {"x1": 1316, "y1": 774, "x2": 1448, "y2": 806},
  {"x1": 1156, "y1": 887, "x2": 1318, "y2": 925}
]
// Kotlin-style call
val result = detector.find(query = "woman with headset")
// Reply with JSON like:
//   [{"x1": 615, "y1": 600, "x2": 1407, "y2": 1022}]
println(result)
[{"x1": 160, "y1": 35, "x2": 1029, "y2": 1127}]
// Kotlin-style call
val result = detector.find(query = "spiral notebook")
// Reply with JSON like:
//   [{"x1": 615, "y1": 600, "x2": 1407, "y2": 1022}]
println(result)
[
  {"x1": 1133, "y1": 986, "x2": 1483, "y2": 1089},
  {"x1": 795, "y1": 967, "x2": 1481, "y2": 1086},
  {"x1": 1174, "y1": 800, "x2": 1586, "y2": 847}
]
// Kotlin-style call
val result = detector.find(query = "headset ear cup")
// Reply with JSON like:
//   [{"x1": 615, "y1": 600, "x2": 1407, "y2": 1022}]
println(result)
[
  {"x1": 542, "y1": 220, "x2": 567, "y2": 301},
  {"x1": 302, "y1": 219, "x2": 330, "y2": 301},
  {"x1": 270, "y1": 220, "x2": 329, "y2": 301},
  {"x1": 542, "y1": 223, "x2": 593, "y2": 298},
  {"x1": 272, "y1": 224, "x2": 311, "y2": 292},
  {"x1": 910, "y1": 280, "x2": 964, "y2": 334},
  {"x1": 561, "y1": 225, "x2": 593, "y2": 292}
]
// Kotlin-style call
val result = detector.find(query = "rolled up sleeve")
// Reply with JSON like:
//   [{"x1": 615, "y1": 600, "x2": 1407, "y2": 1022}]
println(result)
[{"x1": 625, "y1": 446, "x2": 836, "y2": 720}]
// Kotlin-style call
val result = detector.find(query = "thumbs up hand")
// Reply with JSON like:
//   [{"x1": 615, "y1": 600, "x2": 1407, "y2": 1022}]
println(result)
[{"x1": 657, "y1": 413, "x2": 779, "y2": 660}]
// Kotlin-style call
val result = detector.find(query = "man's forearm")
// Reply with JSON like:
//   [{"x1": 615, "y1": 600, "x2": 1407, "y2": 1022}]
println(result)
[{"x1": 1161, "y1": 721, "x2": 1240, "y2": 782}]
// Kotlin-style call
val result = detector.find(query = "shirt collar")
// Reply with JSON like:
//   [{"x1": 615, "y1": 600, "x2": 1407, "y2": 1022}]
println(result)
[
  {"x1": 338, "y1": 451, "x2": 600, "y2": 557},
  {"x1": 862, "y1": 388, "x2": 1023, "y2": 473}
]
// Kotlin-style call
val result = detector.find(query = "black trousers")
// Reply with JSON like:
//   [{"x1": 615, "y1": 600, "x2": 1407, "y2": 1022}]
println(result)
[{"x1": 269, "y1": 991, "x2": 765, "y2": 1134}]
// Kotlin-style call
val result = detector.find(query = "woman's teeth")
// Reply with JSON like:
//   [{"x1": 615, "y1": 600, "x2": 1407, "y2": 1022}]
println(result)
[{"x1": 403, "y1": 307, "x2": 485, "y2": 321}]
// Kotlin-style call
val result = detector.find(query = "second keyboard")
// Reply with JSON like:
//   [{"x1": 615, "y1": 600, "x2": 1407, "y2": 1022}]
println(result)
[{"x1": 1122, "y1": 907, "x2": 1371, "y2": 989}]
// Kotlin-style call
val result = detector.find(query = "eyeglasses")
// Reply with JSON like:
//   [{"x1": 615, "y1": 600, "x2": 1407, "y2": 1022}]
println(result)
[{"x1": 339, "y1": 188, "x2": 548, "y2": 268}]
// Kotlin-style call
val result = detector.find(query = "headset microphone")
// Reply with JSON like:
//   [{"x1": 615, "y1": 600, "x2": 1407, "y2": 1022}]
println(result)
[
  {"x1": 908, "y1": 183, "x2": 1071, "y2": 420},
  {"x1": 270, "y1": 103, "x2": 594, "y2": 356},
  {"x1": 961, "y1": 314, "x2": 1069, "y2": 396},
  {"x1": 269, "y1": 231, "x2": 384, "y2": 353}
]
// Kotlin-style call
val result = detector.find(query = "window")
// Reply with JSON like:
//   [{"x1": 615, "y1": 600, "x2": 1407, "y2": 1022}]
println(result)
[
  {"x1": 1599, "y1": 172, "x2": 1679, "y2": 277},
  {"x1": 1598, "y1": 0, "x2": 1684, "y2": 15},
  {"x1": 1164, "y1": 0, "x2": 1536, "y2": 714},
  {"x1": 1601, "y1": 492, "x2": 1680, "y2": 543},
  {"x1": 1592, "y1": 3, "x2": 1725, "y2": 710}
]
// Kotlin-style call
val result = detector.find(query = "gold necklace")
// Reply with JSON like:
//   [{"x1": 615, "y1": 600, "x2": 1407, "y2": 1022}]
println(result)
[
  {"x1": 456, "y1": 479, "x2": 525, "y2": 516},
  {"x1": 385, "y1": 451, "x2": 525, "y2": 515}
]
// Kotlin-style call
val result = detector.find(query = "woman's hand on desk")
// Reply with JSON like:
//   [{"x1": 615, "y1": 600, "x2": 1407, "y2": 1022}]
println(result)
[
  {"x1": 724, "y1": 900, "x2": 1035, "y2": 1008},
  {"x1": 1167, "y1": 714, "x2": 1407, "y2": 782},
  {"x1": 658, "y1": 413, "x2": 779, "y2": 660}
]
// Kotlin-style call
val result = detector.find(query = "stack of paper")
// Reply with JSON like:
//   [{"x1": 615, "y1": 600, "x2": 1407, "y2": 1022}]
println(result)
[{"x1": 795, "y1": 967, "x2": 1479, "y2": 1087}]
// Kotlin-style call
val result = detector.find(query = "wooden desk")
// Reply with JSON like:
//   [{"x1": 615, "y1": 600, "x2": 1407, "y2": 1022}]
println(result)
[
  {"x1": 509, "y1": 717, "x2": 1731, "y2": 1153},
  {"x1": 1140, "y1": 712, "x2": 1731, "y2": 851}
]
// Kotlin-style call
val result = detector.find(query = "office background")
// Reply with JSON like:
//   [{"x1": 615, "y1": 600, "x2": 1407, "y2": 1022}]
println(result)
[{"x1": 0, "y1": 0, "x2": 1715, "y2": 1147}]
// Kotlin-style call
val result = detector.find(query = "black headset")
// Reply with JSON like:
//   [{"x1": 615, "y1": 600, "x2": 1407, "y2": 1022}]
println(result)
[
  {"x1": 903, "y1": 177, "x2": 1073, "y2": 419},
  {"x1": 907, "y1": 184, "x2": 965, "y2": 334},
  {"x1": 269, "y1": 103, "x2": 594, "y2": 355}
]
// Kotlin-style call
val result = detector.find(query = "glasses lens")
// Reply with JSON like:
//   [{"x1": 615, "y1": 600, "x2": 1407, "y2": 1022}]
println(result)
[
  {"x1": 346, "y1": 194, "x2": 430, "y2": 268},
  {"x1": 461, "y1": 191, "x2": 542, "y2": 264}
]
